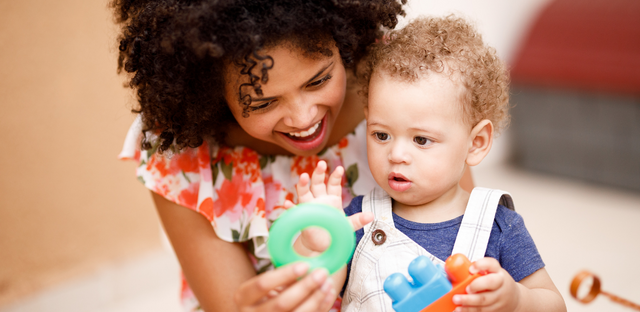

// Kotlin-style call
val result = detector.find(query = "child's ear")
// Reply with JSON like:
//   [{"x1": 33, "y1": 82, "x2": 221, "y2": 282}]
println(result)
[{"x1": 466, "y1": 119, "x2": 494, "y2": 166}]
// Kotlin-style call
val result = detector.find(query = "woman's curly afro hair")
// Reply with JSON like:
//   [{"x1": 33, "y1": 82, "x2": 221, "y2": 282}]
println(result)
[
  {"x1": 360, "y1": 15, "x2": 510, "y2": 135},
  {"x1": 111, "y1": 0, "x2": 406, "y2": 152}
]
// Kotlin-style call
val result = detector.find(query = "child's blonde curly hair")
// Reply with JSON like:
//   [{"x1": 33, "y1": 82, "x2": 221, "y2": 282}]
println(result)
[{"x1": 360, "y1": 15, "x2": 510, "y2": 134}]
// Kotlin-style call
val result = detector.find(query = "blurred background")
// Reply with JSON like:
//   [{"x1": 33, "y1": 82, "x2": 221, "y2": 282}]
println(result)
[{"x1": 1, "y1": 0, "x2": 638, "y2": 311}]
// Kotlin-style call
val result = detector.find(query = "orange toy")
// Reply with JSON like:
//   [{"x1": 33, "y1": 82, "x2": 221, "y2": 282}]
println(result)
[{"x1": 419, "y1": 254, "x2": 485, "y2": 312}]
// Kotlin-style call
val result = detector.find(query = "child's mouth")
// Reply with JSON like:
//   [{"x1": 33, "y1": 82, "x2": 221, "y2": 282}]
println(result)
[{"x1": 388, "y1": 173, "x2": 411, "y2": 192}]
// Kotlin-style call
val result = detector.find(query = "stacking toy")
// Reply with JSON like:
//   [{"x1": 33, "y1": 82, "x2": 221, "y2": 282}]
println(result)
[
  {"x1": 383, "y1": 253, "x2": 485, "y2": 312},
  {"x1": 267, "y1": 203, "x2": 355, "y2": 275}
]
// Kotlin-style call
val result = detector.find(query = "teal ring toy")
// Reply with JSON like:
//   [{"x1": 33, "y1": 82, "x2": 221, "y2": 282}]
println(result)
[{"x1": 267, "y1": 203, "x2": 355, "y2": 275}]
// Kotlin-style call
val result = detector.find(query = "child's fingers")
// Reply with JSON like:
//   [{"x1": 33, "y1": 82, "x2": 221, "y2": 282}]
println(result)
[
  {"x1": 300, "y1": 227, "x2": 331, "y2": 252},
  {"x1": 310, "y1": 161, "x2": 328, "y2": 197},
  {"x1": 326, "y1": 166, "x2": 344, "y2": 198},
  {"x1": 469, "y1": 257, "x2": 501, "y2": 275},
  {"x1": 453, "y1": 292, "x2": 499, "y2": 310},
  {"x1": 348, "y1": 212, "x2": 374, "y2": 231},
  {"x1": 466, "y1": 272, "x2": 503, "y2": 294},
  {"x1": 297, "y1": 173, "x2": 315, "y2": 203},
  {"x1": 284, "y1": 200, "x2": 295, "y2": 209}
]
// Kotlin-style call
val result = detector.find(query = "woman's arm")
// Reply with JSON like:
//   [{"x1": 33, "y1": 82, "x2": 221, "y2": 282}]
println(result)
[
  {"x1": 152, "y1": 192, "x2": 255, "y2": 311},
  {"x1": 152, "y1": 192, "x2": 335, "y2": 311}
]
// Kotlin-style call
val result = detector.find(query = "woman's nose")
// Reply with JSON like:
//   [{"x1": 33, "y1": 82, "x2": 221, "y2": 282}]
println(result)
[
  {"x1": 388, "y1": 141, "x2": 411, "y2": 164},
  {"x1": 283, "y1": 98, "x2": 318, "y2": 128}
]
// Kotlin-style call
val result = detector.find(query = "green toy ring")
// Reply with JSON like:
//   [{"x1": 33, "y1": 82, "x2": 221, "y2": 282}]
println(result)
[{"x1": 267, "y1": 203, "x2": 355, "y2": 275}]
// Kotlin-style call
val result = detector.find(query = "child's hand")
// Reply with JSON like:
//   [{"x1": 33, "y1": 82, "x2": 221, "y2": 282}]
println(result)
[
  {"x1": 291, "y1": 160, "x2": 343, "y2": 209},
  {"x1": 452, "y1": 257, "x2": 520, "y2": 312},
  {"x1": 286, "y1": 160, "x2": 373, "y2": 255}
]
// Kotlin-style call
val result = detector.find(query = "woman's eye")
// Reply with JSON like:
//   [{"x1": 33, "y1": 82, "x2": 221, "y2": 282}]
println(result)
[
  {"x1": 308, "y1": 74, "x2": 332, "y2": 87},
  {"x1": 374, "y1": 132, "x2": 389, "y2": 141},
  {"x1": 249, "y1": 100, "x2": 276, "y2": 112},
  {"x1": 414, "y1": 136, "x2": 431, "y2": 145}
]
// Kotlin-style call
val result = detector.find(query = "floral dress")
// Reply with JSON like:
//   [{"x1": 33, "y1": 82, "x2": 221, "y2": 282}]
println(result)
[{"x1": 119, "y1": 116, "x2": 376, "y2": 311}]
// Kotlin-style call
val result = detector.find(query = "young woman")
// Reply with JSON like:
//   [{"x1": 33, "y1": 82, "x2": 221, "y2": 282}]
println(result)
[{"x1": 113, "y1": 1, "x2": 465, "y2": 311}]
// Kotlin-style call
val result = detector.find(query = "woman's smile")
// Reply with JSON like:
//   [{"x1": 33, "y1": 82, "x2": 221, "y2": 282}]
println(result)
[
  {"x1": 278, "y1": 114, "x2": 328, "y2": 151},
  {"x1": 224, "y1": 43, "x2": 347, "y2": 156}
]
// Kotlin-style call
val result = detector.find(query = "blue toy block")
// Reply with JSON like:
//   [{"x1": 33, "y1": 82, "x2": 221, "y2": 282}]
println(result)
[{"x1": 383, "y1": 256, "x2": 452, "y2": 312}]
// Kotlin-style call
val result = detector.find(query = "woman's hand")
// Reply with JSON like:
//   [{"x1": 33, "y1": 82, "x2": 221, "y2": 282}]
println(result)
[
  {"x1": 452, "y1": 257, "x2": 520, "y2": 312},
  {"x1": 234, "y1": 262, "x2": 336, "y2": 312}
]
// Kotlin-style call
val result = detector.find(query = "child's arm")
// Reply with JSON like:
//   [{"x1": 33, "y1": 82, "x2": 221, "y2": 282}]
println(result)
[{"x1": 452, "y1": 258, "x2": 566, "y2": 312}]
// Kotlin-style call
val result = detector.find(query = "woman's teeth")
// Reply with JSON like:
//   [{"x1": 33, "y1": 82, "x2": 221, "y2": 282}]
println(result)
[{"x1": 288, "y1": 120, "x2": 321, "y2": 138}]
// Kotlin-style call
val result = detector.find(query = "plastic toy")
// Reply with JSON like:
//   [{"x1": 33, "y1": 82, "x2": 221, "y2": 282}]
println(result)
[
  {"x1": 267, "y1": 203, "x2": 355, "y2": 275},
  {"x1": 570, "y1": 270, "x2": 640, "y2": 310},
  {"x1": 384, "y1": 253, "x2": 485, "y2": 312}
]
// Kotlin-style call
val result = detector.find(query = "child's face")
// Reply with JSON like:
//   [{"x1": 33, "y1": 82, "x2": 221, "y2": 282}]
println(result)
[
  {"x1": 366, "y1": 72, "x2": 473, "y2": 206},
  {"x1": 224, "y1": 43, "x2": 347, "y2": 156}
]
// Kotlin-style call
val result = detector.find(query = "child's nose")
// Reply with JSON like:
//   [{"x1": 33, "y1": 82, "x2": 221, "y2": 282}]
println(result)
[
  {"x1": 283, "y1": 98, "x2": 318, "y2": 129},
  {"x1": 388, "y1": 141, "x2": 411, "y2": 164}
]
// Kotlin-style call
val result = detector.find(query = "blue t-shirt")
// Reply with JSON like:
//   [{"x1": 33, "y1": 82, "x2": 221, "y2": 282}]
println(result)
[{"x1": 342, "y1": 195, "x2": 544, "y2": 295}]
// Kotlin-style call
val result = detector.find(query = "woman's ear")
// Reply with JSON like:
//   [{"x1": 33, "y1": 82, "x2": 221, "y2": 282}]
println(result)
[{"x1": 466, "y1": 119, "x2": 494, "y2": 166}]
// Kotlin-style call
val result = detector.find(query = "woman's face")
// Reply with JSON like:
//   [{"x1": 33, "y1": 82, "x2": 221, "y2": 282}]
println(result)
[{"x1": 224, "y1": 43, "x2": 347, "y2": 156}]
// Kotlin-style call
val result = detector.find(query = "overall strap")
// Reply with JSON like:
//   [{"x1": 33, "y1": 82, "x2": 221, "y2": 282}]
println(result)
[
  {"x1": 451, "y1": 187, "x2": 514, "y2": 262},
  {"x1": 362, "y1": 187, "x2": 394, "y2": 234}
]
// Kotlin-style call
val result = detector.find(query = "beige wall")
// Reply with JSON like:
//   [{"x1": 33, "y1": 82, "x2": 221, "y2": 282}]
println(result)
[{"x1": 0, "y1": 0, "x2": 161, "y2": 306}]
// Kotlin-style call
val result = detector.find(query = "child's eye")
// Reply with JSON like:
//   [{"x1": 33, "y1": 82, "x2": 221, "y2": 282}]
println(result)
[
  {"x1": 374, "y1": 132, "x2": 389, "y2": 141},
  {"x1": 414, "y1": 136, "x2": 431, "y2": 145},
  {"x1": 307, "y1": 74, "x2": 332, "y2": 88},
  {"x1": 249, "y1": 100, "x2": 277, "y2": 112}
]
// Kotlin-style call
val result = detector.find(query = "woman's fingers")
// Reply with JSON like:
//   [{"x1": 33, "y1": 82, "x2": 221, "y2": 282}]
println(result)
[
  {"x1": 309, "y1": 161, "x2": 328, "y2": 197},
  {"x1": 264, "y1": 268, "x2": 331, "y2": 311},
  {"x1": 348, "y1": 212, "x2": 374, "y2": 231},
  {"x1": 235, "y1": 262, "x2": 310, "y2": 306},
  {"x1": 292, "y1": 277, "x2": 336, "y2": 312}
]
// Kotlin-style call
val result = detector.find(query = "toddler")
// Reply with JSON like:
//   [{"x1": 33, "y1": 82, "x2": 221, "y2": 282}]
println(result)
[{"x1": 292, "y1": 15, "x2": 566, "y2": 312}]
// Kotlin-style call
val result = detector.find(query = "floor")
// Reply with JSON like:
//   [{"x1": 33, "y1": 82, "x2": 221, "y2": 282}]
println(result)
[{"x1": 3, "y1": 158, "x2": 640, "y2": 312}]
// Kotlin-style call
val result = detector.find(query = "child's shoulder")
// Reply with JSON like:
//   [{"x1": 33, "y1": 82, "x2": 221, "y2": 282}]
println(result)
[{"x1": 493, "y1": 204, "x2": 526, "y2": 233}]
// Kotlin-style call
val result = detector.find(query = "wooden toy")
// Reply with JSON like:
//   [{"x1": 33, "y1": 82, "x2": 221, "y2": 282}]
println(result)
[{"x1": 571, "y1": 270, "x2": 640, "y2": 310}]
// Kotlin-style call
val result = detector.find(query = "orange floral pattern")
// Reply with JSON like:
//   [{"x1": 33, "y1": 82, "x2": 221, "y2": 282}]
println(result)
[{"x1": 120, "y1": 119, "x2": 374, "y2": 312}]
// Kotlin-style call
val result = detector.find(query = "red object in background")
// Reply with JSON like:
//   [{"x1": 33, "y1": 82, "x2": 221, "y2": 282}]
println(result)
[{"x1": 510, "y1": 0, "x2": 640, "y2": 95}]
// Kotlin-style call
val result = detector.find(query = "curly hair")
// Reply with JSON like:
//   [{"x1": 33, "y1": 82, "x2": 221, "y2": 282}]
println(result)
[
  {"x1": 110, "y1": 0, "x2": 406, "y2": 152},
  {"x1": 360, "y1": 15, "x2": 510, "y2": 134}
]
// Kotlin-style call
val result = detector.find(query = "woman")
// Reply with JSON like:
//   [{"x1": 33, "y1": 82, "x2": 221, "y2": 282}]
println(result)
[{"x1": 113, "y1": 1, "x2": 468, "y2": 311}]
